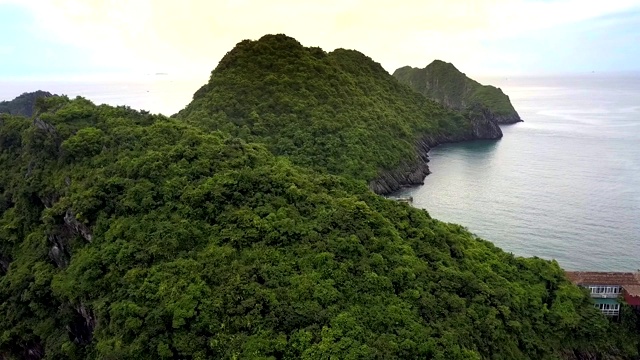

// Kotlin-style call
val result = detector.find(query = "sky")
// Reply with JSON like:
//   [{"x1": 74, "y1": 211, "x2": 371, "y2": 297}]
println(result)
[{"x1": 0, "y1": 0, "x2": 639, "y2": 81}]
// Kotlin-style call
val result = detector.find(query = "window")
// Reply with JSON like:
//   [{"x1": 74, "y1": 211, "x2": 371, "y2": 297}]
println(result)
[{"x1": 589, "y1": 286, "x2": 622, "y2": 295}]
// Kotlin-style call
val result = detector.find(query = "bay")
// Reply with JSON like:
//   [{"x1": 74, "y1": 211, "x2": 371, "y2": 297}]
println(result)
[{"x1": 395, "y1": 74, "x2": 640, "y2": 271}]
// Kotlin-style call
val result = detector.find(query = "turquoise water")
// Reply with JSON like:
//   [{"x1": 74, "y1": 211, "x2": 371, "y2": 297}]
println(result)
[{"x1": 396, "y1": 75, "x2": 640, "y2": 271}]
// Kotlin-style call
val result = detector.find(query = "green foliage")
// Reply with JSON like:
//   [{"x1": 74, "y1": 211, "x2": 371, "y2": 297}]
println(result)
[
  {"x1": 393, "y1": 60, "x2": 521, "y2": 121},
  {"x1": 0, "y1": 91, "x2": 53, "y2": 118},
  {"x1": 0, "y1": 95, "x2": 637, "y2": 359},
  {"x1": 177, "y1": 34, "x2": 473, "y2": 181}
]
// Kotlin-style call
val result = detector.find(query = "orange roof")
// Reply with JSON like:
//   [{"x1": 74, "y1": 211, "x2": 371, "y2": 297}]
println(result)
[
  {"x1": 623, "y1": 285, "x2": 640, "y2": 297},
  {"x1": 565, "y1": 271, "x2": 640, "y2": 286}
]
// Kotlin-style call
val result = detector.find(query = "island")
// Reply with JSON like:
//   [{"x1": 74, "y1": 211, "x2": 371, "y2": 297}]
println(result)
[
  {"x1": 0, "y1": 34, "x2": 637, "y2": 360},
  {"x1": 394, "y1": 60, "x2": 523, "y2": 124}
]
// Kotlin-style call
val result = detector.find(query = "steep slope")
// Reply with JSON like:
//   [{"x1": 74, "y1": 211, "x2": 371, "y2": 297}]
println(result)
[
  {"x1": 394, "y1": 60, "x2": 522, "y2": 124},
  {"x1": 1, "y1": 96, "x2": 638, "y2": 359},
  {"x1": 0, "y1": 91, "x2": 53, "y2": 118},
  {"x1": 177, "y1": 35, "x2": 502, "y2": 194}
]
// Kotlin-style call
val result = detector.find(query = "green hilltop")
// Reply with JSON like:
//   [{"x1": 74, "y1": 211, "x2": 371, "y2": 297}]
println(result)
[
  {"x1": 394, "y1": 60, "x2": 522, "y2": 124},
  {"x1": 178, "y1": 35, "x2": 503, "y2": 194},
  {"x1": 0, "y1": 91, "x2": 53, "y2": 118},
  {"x1": 0, "y1": 35, "x2": 638, "y2": 359}
]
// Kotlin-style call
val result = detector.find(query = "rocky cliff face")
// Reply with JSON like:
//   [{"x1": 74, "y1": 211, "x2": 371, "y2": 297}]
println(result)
[
  {"x1": 369, "y1": 107, "x2": 502, "y2": 194},
  {"x1": 0, "y1": 91, "x2": 53, "y2": 118},
  {"x1": 393, "y1": 61, "x2": 523, "y2": 125}
]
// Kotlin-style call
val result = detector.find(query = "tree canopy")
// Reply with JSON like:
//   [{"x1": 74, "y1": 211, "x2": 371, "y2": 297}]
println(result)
[
  {"x1": 177, "y1": 35, "x2": 496, "y2": 183},
  {"x1": 0, "y1": 35, "x2": 638, "y2": 359}
]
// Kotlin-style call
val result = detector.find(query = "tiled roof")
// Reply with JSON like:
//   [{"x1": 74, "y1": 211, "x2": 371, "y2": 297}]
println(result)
[
  {"x1": 565, "y1": 271, "x2": 640, "y2": 286},
  {"x1": 623, "y1": 285, "x2": 640, "y2": 297}
]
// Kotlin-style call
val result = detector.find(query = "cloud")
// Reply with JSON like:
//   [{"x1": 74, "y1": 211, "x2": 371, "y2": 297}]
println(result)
[{"x1": 5, "y1": 0, "x2": 640, "y2": 77}]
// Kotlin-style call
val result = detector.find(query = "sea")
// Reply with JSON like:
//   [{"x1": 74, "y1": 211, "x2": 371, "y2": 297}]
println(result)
[
  {"x1": 396, "y1": 74, "x2": 640, "y2": 271},
  {"x1": 1, "y1": 74, "x2": 639, "y2": 271},
  {"x1": 0, "y1": 76, "x2": 205, "y2": 116}
]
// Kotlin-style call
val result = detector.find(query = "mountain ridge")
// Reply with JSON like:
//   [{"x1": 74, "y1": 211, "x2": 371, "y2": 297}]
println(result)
[
  {"x1": 179, "y1": 34, "x2": 503, "y2": 195},
  {"x1": 0, "y1": 90, "x2": 53, "y2": 118},
  {"x1": 394, "y1": 60, "x2": 522, "y2": 124},
  {"x1": 0, "y1": 34, "x2": 637, "y2": 359}
]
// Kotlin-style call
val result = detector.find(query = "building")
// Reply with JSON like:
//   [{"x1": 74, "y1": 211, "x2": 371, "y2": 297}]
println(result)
[{"x1": 565, "y1": 271, "x2": 640, "y2": 317}]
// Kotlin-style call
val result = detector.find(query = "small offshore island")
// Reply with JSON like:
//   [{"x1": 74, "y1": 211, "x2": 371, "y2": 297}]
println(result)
[{"x1": 0, "y1": 34, "x2": 638, "y2": 359}]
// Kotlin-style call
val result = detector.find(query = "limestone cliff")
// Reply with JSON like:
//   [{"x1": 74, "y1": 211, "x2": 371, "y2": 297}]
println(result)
[
  {"x1": 369, "y1": 105, "x2": 502, "y2": 194},
  {"x1": 0, "y1": 90, "x2": 53, "y2": 118},
  {"x1": 393, "y1": 60, "x2": 522, "y2": 124}
]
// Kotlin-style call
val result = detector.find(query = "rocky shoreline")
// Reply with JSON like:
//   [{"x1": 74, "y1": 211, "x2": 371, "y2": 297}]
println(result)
[
  {"x1": 369, "y1": 108, "x2": 504, "y2": 195},
  {"x1": 493, "y1": 112, "x2": 523, "y2": 125}
]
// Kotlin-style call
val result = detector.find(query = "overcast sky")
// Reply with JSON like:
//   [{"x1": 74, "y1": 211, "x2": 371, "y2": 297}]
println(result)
[{"x1": 1, "y1": 0, "x2": 639, "y2": 80}]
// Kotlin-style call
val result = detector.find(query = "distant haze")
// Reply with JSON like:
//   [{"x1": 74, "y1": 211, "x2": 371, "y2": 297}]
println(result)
[{"x1": 1, "y1": 0, "x2": 639, "y2": 81}]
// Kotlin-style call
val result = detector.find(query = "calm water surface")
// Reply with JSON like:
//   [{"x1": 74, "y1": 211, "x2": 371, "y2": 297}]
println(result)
[
  {"x1": 396, "y1": 75, "x2": 640, "y2": 271},
  {"x1": 0, "y1": 76, "x2": 205, "y2": 116}
]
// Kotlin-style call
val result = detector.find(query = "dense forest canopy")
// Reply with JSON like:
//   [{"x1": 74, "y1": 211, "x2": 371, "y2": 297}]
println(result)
[
  {"x1": 177, "y1": 35, "x2": 500, "y2": 184},
  {"x1": 393, "y1": 61, "x2": 522, "y2": 124},
  {"x1": 0, "y1": 35, "x2": 638, "y2": 359}
]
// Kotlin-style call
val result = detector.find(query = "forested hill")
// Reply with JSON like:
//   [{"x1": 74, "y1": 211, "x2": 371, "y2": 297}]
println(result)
[
  {"x1": 1, "y1": 95, "x2": 638, "y2": 359},
  {"x1": 393, "y1": 60, "x2": 522, "y2": 124},
  {"x1": 0, "y1": 91, "x2": 53, "y2": 118},
  {"x1": 177, "y1": 34, "x2": 503, "y2": 194}
]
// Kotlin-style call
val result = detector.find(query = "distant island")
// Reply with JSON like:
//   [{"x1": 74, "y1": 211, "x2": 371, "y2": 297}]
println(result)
[
  {"x1": 0, "y1": 90, "x2": 53, "y2": 118},
  {"x1": 0, "y1": 34, "x2": 637, "y2": 360},
  {"x1": 394, "y1": 60, "x2": 523, "y2": 124}
]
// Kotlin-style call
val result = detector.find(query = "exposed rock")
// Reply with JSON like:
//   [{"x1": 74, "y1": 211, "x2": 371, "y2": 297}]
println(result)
[
  {"x1": 33, "y1": 118, "x2": 58, "y2": 135},
  {"x1": 22, "y1": 342, "x2": 44, "y2": 360},
  {"x1": 393, "y1": 61, "x2": 523, "y2": 124},
  {"x1": 0, "y1": 254, "x2": 10, "y2": 275},
  {"x1": 46, "y1": 209, "x2": 93, "y2": 268},
  {"x1": 63, "y1": 209, "x2": 93, "y2": 243},
  {"x1": 494, "y1": 113, "x2": 523, "y2": 125},
  {"x1": 561, "y1": 350, "x2": 599, "y2": 360},
  {"x1": 24, "y1": 160, "x2": 35, "y2": 178},
  {"x1": 0, "y1": 90, "x2": 53, "y2": 118},
  {"x1": 48, "y1": 234, "x2": 70, "y2": 268},
  {"x1": 67, "y1": 303, "x2": 96, "y2": 345},
  {"x1": 369, "y1": 109, "x2": 502, "y2": 195},
  {"x1": 465, "y1": 104, "x2": 504, "y2": 139},
  {"x1": 40, "y1": 193, "x2": 59, "y2": 208}
]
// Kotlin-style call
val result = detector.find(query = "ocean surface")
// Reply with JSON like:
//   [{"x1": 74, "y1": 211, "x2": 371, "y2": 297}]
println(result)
[
  {"x1": 1, "y1": 74, "x2": 638, "y2": 271},
  {"x1": 0, "y1": 76, "x2": 206, "y2": 116},
  {"x1": 395, "y1": 74, "x2": 640, "y2": 271}
]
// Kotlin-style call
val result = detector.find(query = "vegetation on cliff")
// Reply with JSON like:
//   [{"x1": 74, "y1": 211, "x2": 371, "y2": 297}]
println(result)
[
  {"x1": 393, "y1": 60, "x2": 522, "y2": 124},
  {"x1": 177, "y1": 35, "x2": 500, "y2": 186},
  {"x1": 0, "y1": 91, "x2": 53, "y2": 118},
  {"x1": 0, "y1": 35, "x2": 638, "y2": 359},
  {"x1": 1, "y1": 96, "x2": 637, "y2": 359}
]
